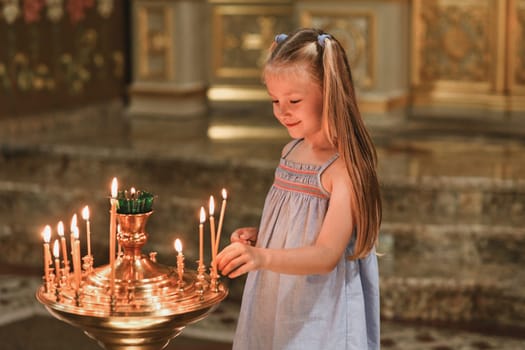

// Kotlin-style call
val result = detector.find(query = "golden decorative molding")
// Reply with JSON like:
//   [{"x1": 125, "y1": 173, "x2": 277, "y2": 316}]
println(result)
[
  {"x1": 412, "y1": 0, "x2": 494, "y2": 85},
  {"x1": 300, "y1": 9, "x2": 376, "y2": 89},
  {"x1": 208, "y1": 85, "x2": 408, "y2": 113},
  {"x1": 211, "y1": 5, "x2": 293, "y2": 81},
  {"x1": 359, "y1": 93, "x2": 409, "y2": 114},
  {"x1": 508, "y1": 0, "x2": 525, "y2": 93},
  {"x1": 136, "y1": 4, "x2": 174, "y2": 81},
  {"x1": 410, "y1": 0, "x2": 525, "y2": 111},
  {"x1": 208, "y1": 85, "x2": 269, "y2": 101}
]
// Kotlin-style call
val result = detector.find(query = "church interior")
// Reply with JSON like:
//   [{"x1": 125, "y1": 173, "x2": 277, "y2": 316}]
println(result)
[{"x1": 0, "y1": 0, "x2": 524, "y2": 349}]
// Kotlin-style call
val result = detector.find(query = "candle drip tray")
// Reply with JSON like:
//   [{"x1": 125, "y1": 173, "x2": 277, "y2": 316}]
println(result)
[{"x1": 37, "y1": 255, "x2": 228, "y2": 350}]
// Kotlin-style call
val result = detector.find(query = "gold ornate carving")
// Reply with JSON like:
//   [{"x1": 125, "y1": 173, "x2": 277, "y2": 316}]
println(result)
[
  {"x1": 409, "y1": 0, "x2": 525, "y2": 111},
  {"x1": 300, "y1": 10, "x2": 375, "y2": 89},
  {"x1": 211, "y1": 5, "x2": 293, "y2": 81},
  {"x1": 136, "y1": 4, "x2": 174, "y2": 81},
  {"x1": 514, "y1": 0, "x2": 525, "y2": 87},
  {"x1": 416, "y1": 0, "x2": 491, "y2": 83}
]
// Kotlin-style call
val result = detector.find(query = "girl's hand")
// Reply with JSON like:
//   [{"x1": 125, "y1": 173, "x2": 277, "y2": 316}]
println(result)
[
  {"x1": 230, "y1": 227, "x2": 257, "y2": 246},
  {"x1": 216, "y1": 242, "x2": 263, "y2": 278}
]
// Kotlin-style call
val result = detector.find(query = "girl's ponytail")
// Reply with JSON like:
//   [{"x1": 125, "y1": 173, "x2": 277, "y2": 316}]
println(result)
[{"x1": 322, "y1": 36, "x2": 382, "y2": 260}]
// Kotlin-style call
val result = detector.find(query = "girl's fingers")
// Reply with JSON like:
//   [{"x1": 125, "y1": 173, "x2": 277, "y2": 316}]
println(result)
[{"x1": 217, "y1": 243, "x2": 254, "y2": 277}]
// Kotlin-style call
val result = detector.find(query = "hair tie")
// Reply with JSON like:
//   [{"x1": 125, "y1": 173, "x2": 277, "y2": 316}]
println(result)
[
  {"x1": 317, "y1": 34, "x2": 331, "y2": 47},
  {"x1": 274, "y1": 33, "x2": 288, "y2": 44}
]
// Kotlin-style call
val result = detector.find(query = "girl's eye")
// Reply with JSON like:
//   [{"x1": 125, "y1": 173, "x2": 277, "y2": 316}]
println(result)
[
  {"x1": 272, "y1": 100, "x2": 279, "y2": 104},
  {"x1": 290, "y1": 100, "x2": 301, "y2": 104}
]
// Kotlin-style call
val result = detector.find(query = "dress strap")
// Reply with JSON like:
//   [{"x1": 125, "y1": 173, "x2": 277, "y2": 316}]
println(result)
[
  {"x1": 319, "y1": 153, "x2": 340, "y2": 173},
  {"x1": 282, "y1": 138, "x2": 303, "y2": 159},
  {"x1": 317, "y1": 153, "x2": 340, "y2": 197}
]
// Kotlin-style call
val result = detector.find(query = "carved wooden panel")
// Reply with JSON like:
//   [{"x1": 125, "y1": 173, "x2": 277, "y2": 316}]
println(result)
[
  {"x1": 211, "y1": 5, "x2": 293, "y2": 83},
  {"x1": 135, "y1": 3, "x2": 174, "y2": 81},
  {"x1": 300, "y1": 9, "x2": 375, "y2": 90},
  {"x1": 412, "y1": 0, "x2": 497, "y2": 87},
  {"x1": 509, "y1": 0, "x2": 525, "y2": 93}
]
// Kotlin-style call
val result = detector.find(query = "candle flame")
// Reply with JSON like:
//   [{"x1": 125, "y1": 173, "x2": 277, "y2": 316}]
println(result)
[
  {"x1": 174, "y1": 238, "x2": 182, "y2": 253},
  {"x1": 222, "y1": 188, "x2": 227, "y2": 200},
  {"x1": 57, "y1": 221, "x2": 64, "y2": 237},
  {"x1": 42, "y1": 225, "x2": 51, "y2": 243},
  {"x1": 73, "y1": 226, "x2": 79, "y2": 240},
  {"x1": 199, "y1": 206, "x2": 206, "y2": 223},
  {"x1": 70, "y1": 214, "x2": 77, "y2": 232},
  {"x1": 53, "y1": 239, "x2": 60, "y2": 258},
  {"x1": 131, "y1": 187, "x2": 136, "y2": 195},
  {"x1": 82, "y1": 205, "x2": 90, "y2": 220},
  {"x1": 209, "y1": 196, "x2": 215, "y2": 216},
  {"x1": 111, "y1": 177, "x2": 118, "y2": 198},
  {"x1": 117, "y1": 224, "x2": 121, "y2": 233}
]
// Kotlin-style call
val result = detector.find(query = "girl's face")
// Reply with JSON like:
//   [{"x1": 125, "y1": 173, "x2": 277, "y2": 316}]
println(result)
[{"x1": 265, "y1": 66, "x2": 324, "y2": 141}]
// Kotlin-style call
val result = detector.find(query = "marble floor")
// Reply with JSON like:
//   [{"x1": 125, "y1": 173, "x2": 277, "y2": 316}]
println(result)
[{"x1": 1, "y1": 275, "x2": 524, "y2": 350}]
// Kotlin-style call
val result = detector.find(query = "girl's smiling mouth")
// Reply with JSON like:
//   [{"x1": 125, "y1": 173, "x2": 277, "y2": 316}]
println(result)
[{"x1": 284, "y1": 120, "x2": 301, "y2": 127}]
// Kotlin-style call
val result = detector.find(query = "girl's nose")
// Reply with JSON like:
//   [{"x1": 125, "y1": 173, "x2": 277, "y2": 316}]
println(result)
[{"x1": 277, "y1": 103, "x2": 289, "y2": 116}]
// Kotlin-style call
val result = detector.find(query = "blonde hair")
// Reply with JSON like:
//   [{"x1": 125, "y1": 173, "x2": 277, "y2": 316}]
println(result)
[{"x1": 264, "y1": 28, "x2": 382, "y2": 259}]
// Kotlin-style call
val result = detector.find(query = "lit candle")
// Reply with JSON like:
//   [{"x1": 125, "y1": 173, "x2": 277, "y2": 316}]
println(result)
[
  {"x1": 42, "y1": 225, "x2": 52, "y2": 282},
  {"x1": 209, "y1": 195, "x2": 217, "y2": 276},
  {"x1": 199, "y1": 207, "x2": 205, "y2": 266},
  {"x1": 70, "y1": 214, "x2": 77, "y2": 256},
  {"x1": 53, "y1": 239, "x2": 61, "y2": 284},
  {"x1": 82, "y1": 205, "x2": 91, "y2": 257},
  {"x1": 109, "y1": 177, "x2": 118, "y2": 295},
  {"x1": 130, "y1": 187, "x2": 136, "y2": 213},
  {"x1": 57, "y1": 221, "x2": 69, "y2": 271},
  {"x1": 174, "y1": 238, "x2": 184, "y2": 282},
  {"x1": 72, "y1": 225, "x2": 82, "y2": 289},
  {"x1": 215, "y1": 189, "x2": 228, "y2": 256}
]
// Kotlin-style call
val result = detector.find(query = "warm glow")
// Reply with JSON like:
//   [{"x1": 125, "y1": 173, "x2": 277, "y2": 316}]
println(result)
[
  {"x1": 42, "y1": 225, "x2": 51, "y2": 243},
  {"x1": 222, "y1": 188, "x2": 227, "y2": 200},
  {"x1": 111, "y1": 177, "x2": 118, "y2": 198},
  {"x1": 199, "y1": 207, "x2": 206, "y2": 223},
  {"x1": 130, "y1": 187, "x2": 136, "y2": 196},
  {"x1": 174, "y1": 238, "x2": 182, "y2": 253},
  {"x1": 73, "y1": 226, "x2": 79, "y2": 240},
  {"x1": 117, "y1": 224, "x2": 121, "y2": 233},
  {"x1": 82, "y1": 205, "x2": 90, "y2": 220},
  {"x1": 53, "y1": 240, "x2": 60, "y2": 258},
  {"x1": 70, "y1": 214, "x2": 77, "y2": 232},
  {"x1": 57, "y1": 221, "x2": 64, "y2": 237},
  {"x1": 209, "y1": 196, "x2": 215, "y2": 216}
]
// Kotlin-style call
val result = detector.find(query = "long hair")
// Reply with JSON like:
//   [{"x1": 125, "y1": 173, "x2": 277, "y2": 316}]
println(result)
[{"x1": 264, "y1": 28, "x2": 382, "y2": 259}]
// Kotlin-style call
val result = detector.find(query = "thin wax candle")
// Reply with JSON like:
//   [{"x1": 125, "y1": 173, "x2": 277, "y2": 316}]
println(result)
[
  {"x1": 109, "y1": 177, "x2": 118, "y2": 295},
  {"x1": 199, "y1": 207, "x2": 205, "y2": 267},
  {"x1": 42, "y1": 226, "x2": 52, "y2": 283},
  {"x1": 57, "y1": 221, "x2": 69, "y2": 271},
  {"x1": 209, "y1": 196, "x2": 217, "y2": 276}
]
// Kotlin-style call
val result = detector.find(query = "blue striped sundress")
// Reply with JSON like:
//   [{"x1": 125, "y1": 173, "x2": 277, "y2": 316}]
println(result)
[{"x1": 232, "y1": 139, "x2": 380, "y2": 350}]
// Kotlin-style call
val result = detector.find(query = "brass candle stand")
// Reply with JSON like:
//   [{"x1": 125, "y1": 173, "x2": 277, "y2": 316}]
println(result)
[{"x1": 36, "y1": 210, "x2": 228, "y2": 350}]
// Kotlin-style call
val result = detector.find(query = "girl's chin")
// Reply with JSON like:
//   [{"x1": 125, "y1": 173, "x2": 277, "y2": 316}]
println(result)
[{"x1": 286, "y1": 130, "x2": 302, "y2": 139}]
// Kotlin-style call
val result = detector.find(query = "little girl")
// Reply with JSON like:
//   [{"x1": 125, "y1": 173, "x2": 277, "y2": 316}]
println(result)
[{"x1": 216, "y1": 28, "x2": 382, "y2": 350}]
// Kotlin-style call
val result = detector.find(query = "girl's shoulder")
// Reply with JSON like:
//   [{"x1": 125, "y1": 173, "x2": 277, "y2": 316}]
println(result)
[{"x1": 321, "y1": 156, "x2": 351, "y2": 193}]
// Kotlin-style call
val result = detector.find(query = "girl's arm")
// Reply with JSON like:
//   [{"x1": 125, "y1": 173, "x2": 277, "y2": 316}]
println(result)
[{"x1": 216, "y1": 161, "x2": 355, "y2": 278}]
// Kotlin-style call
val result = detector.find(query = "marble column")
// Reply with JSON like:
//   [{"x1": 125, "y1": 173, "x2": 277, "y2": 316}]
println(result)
[{"x1": 128, "y1": 0, "x2": 209, "y2": 142}]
